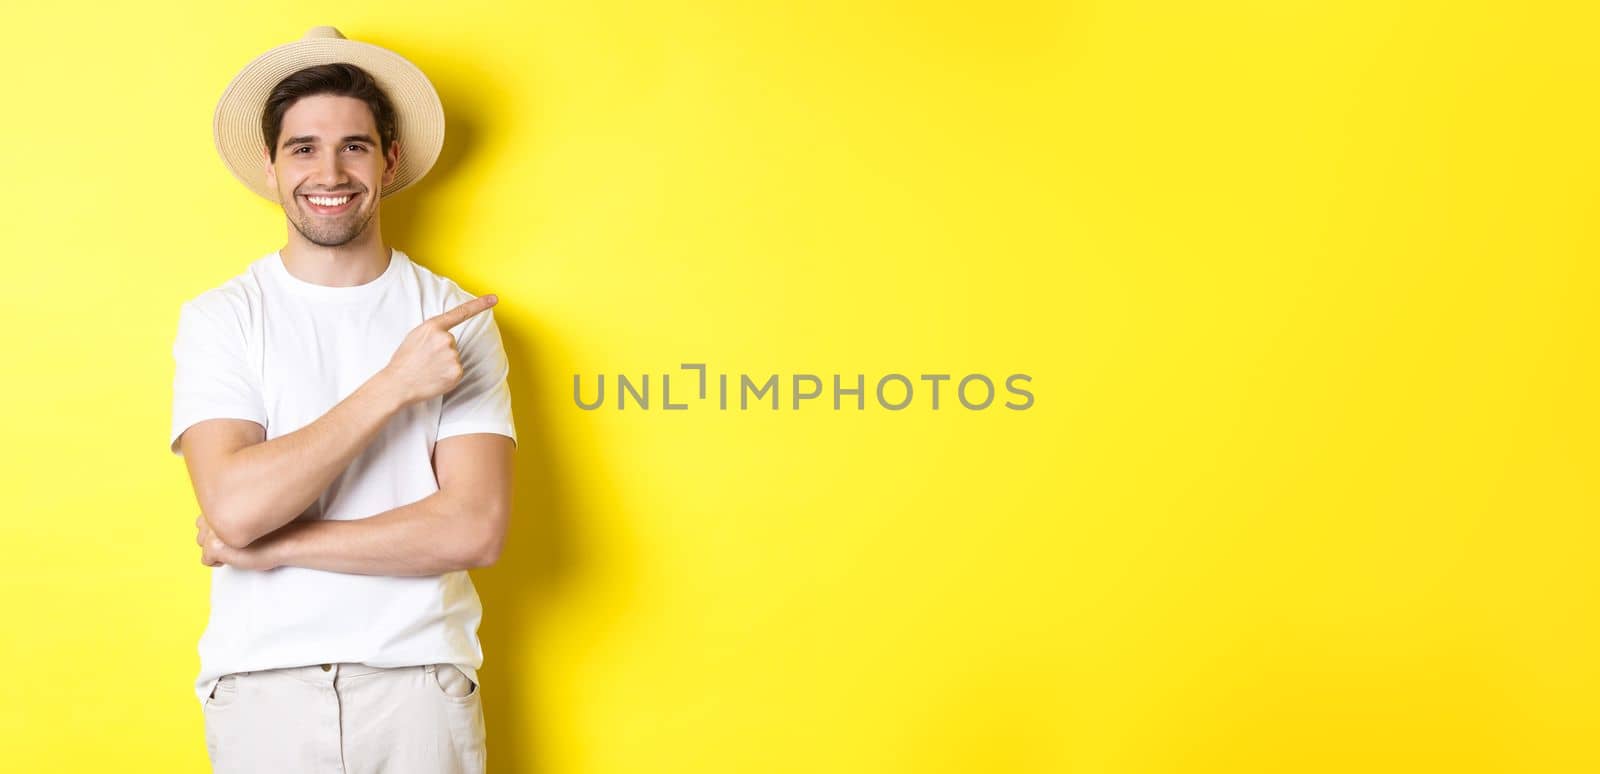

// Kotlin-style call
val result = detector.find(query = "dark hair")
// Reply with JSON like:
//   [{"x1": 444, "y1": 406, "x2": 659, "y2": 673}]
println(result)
[{"x1": 261, "y1": 63, "x2": 398, "y2": 162}]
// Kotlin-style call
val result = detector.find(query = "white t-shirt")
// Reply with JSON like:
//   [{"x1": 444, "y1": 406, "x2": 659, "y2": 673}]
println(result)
[{"x1": 169, "y1": 247, "x2": 517, "y2": 707}]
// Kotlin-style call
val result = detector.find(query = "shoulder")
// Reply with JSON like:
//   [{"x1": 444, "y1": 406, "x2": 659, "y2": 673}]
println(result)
[
  {"x1": 401, "y1": 255, "x2": 506, "y2": 352},
  {"x1": 401, "y1": 252, "x2": 486, "y2": 313},
  {"x1": 177, "y1": 256, "x2": 270, "y2": 332}
]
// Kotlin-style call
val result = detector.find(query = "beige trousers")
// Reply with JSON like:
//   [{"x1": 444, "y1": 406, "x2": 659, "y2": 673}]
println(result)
[{"x1": 201, "y1": 662, "x2": 486, "y2": 773}]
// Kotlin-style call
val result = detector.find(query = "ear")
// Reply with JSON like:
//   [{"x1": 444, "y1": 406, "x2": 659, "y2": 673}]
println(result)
[
  {"x1": 262, "y1": 147, "x2": 277, "y2": 192},
  {"x1": 381, "y1": 140, "x2": 401, "y2": 188}
]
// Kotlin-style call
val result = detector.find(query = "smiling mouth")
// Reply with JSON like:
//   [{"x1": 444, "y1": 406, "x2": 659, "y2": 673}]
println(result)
[{"x1": 301, "y1": 192, "x2": 360, "y2": 215}]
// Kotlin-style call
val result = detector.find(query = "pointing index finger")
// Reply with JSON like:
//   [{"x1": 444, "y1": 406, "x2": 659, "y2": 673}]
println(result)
[{"x1": 429, "y1": 294, "x2": 499, "y2": 330}]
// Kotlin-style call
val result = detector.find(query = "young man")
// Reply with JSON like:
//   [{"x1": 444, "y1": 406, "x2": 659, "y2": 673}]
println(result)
[{"x1": 171, "y1": 27, "x2": 514, "y2": 773}]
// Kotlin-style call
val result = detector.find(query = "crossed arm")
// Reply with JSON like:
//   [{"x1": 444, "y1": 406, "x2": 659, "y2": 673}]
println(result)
[
  {"x1": 181, "y1": 379, "x2": 513, "y2": 576},
  {"x1": 254, "y1": 432, "x2": 513, "y2": 575}
]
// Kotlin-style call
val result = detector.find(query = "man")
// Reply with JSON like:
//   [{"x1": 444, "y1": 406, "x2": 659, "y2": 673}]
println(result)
[{"x1": 170, "y1": 26, "x2": 513, "y2": 773}]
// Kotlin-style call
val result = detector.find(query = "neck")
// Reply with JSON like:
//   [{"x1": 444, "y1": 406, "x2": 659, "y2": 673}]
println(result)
[{"x1": 280, "y1": 221, "x2": 391, "y2": 287}]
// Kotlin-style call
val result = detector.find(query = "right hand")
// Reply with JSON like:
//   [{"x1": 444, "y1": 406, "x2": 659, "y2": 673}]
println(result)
[{"x1": 381, "y1": 294, "x2": 498, "y2": 406}]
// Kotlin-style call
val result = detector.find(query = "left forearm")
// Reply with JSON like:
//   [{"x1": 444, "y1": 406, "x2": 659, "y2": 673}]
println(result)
[{"x1": 262, "y1": 492, "x2": 489, "y2": 576}]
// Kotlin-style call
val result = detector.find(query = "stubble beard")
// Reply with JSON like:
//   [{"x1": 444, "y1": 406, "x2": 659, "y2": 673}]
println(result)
[{"x1": 285, "y1": 196, "x2": 375, "y2": 247}]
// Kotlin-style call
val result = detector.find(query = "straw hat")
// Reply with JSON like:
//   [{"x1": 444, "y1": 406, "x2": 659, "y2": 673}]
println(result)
[{"x1": 213, "y1": 26, "x2": 444, "y2": 203}]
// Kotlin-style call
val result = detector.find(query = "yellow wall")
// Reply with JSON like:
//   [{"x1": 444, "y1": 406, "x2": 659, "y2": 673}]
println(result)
[{"x1": 3, "y1": 1, "x2": 1596, "y2": 771}]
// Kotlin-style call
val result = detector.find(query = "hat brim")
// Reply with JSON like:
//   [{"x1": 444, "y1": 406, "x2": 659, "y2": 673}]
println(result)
[{"x1": 213, "y1": 37, "x2": 444, "y2": 203}]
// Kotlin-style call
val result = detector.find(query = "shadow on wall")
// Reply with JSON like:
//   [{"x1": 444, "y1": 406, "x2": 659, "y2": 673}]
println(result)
[{"x1": 476, "y1": 321, "x2": 578, "y2": 774}]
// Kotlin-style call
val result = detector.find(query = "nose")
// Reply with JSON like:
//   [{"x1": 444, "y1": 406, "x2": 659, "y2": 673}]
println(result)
[{"x1": 312, "y1": 150, "x2": 349, "y2": 189}]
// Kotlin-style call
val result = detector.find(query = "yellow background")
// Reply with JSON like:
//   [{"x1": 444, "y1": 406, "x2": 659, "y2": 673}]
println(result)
[{"x1": 2, "y1": 1, "x2": 1595, "y2": 772}]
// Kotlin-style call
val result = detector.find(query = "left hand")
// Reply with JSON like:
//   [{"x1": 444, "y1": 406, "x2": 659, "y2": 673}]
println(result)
[{"x1": 196, "y1": 514, "x2": 280, "y2": 571}]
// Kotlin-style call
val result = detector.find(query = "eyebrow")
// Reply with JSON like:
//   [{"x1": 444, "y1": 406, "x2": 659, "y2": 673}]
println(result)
[{"x1": 280, "y1": 134, "x2": 377, "y2": 150}]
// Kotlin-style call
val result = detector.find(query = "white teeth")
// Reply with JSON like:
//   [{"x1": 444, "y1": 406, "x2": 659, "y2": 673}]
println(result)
[{"x1": 307, "y1": 195, "x2": 352, "y2": 206}]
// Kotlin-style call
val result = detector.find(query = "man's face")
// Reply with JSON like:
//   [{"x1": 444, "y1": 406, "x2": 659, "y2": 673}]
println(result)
[{"x1": 264, "y1": 94, "x2": 400, "y2": 247}]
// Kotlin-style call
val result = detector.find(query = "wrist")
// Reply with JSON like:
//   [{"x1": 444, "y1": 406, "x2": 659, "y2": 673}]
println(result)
[
  {"x1": 259, "y1": 520, "x2": 309, "y2": 570},
  {"x1": 368, "y1": 368, "x2": 415, "y2": 413}
]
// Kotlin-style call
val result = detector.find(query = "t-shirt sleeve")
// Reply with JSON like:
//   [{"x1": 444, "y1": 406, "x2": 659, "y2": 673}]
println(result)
[
  {"x1": 438, "y1": 301, "x2": 518, "y2": 447},
  {"x1": 169, "y1": 300, "x2": 266, "y2": 457}
]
